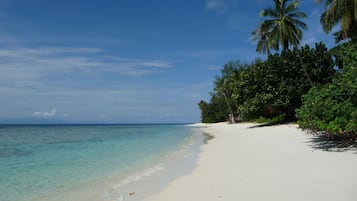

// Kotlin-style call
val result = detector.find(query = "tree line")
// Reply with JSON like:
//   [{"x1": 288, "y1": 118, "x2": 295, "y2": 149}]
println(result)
[{"x1": 199, "y1": 0, "x2": 357, "y2": 138}]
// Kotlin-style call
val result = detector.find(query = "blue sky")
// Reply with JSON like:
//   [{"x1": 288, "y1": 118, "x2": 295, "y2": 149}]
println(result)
[{"x1": 0, "y1": 0, "x2": 335, "y2": 123}]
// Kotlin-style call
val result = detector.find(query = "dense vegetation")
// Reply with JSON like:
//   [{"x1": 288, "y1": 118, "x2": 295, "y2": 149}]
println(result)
[
  {"x1": 199, "y1": 43, "x2": 335, "y2": 123},
  {"x1": 297, "y1": 42, "x2": 357, "y2": 137},
  {"x1": 199, "y1": 0, "x2": 357, "y2": 139}
]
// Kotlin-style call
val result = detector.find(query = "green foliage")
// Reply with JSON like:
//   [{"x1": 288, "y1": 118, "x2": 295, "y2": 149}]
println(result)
[
  {"x1": 198, "y1": 43, "x2": 336, "y2": 123},
  {"x1": 253, "y1": 0, "x2": 307, "y2": 53},
  {"x1": 331, "y1": 41, "x2": 357, "y2": 68},
  {"x1": 198, "y1": 61, "x2": 248, "y2": 123},
  {"x1": 297, "y1": 41, "x2": 357, "y2": 137},
  {"x1": 237, "y1": 43, "x2": 335, "y2": 121},
  {"x1": 256, "y1": 114, "x2": 287, "y2": 124},
  {"x1": 199, "y1": 94, "x2": 230, "y2": 123},
  {"x1": 296, "y1": 85, "x2": 357, "y2": 134},
  {"x1": 315, "y1": 0, "x2": 357, "y2": 42}
]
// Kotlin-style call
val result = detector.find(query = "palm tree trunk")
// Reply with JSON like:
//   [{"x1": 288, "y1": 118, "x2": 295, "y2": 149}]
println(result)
[
  {"x1": 223, "y1": 90, "x2": 236, "y2": 123},
  {"x1": 283, "y1": 39, "x2": 289, "y2": 51}
]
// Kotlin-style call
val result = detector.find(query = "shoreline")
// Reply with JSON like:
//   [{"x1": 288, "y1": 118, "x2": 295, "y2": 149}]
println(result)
[
  {"x1": 22, "y1": 125, "x2": 205, "y2": 201},
  {"x1": 109, "y1": 126, "x2": 206, "y2": 201},
  {"x1": 143, "y1": 122, "x2": 357, "y2": 201}
]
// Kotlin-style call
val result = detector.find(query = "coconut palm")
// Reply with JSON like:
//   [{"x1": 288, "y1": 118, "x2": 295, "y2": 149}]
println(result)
[
  {"x1": 214, "y1": 77, "x2": 236, "y2": 123},
  {"x1": 315, "y1": 0, "x2": 357, "y2": 42},
  {"x1": 251, "y1": 25, "x2": 274, "y2": 54},
  {"x1": 253, "y1": 0, "x2": 307, "y2": 52}
]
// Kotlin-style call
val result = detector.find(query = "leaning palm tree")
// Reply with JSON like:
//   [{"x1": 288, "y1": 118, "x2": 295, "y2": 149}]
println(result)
[
  {"x1": 214, "y1": 77, "x2": 236, "y2": 123},
  {"x1": 315, "y1": 0, "x2": 357, "y2": 42},
  {"x1": 253, "y1": 0, "x2": 307, "y2": 52}
]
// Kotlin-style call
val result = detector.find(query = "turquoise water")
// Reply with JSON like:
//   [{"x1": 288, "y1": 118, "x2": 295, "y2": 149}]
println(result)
[{"x1": 0, "y1": 124, "x2": 199, "y2": 201}]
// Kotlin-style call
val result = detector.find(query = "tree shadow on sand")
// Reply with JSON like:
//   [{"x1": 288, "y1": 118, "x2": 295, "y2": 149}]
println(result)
[
  {"x1": 247, "y1": 121, "x2": 293, "y2": 129},
  {"x1": 247, "y1": 122, "x2": 357, "y2": 153},
  {"x1": 203, "y1": 132, "x2": 215, "y2": 144},
  {"x1": 305, "y1": 133, "x2": 357, "y2": 153},
  {"x1": 248, "y1": 122, "x2": 357, "y2": 154}
]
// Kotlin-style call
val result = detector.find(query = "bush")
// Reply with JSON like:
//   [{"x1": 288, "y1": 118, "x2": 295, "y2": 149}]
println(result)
[
  {"x1": 296, "y1": 84, "x2": 357, "y2": 135},
  {"x1": 256, "y1": 114, "x2": 287, "y2": 124},
  {"x1": 296, "y1": 41, "x2": 357, "y2": 138},
  {"x1": 198, "y1": 42, "x2": 337, "y2": 123},
  {"x1": 198, "y1": 95, "x2": 230, "y2": 123},
  {"x1": 237, "y1": 43, "x2": 335, "y2": 121}
]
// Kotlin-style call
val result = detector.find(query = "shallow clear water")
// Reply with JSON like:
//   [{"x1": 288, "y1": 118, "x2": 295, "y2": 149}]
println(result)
[{"x1": 0, "y1": 124, "x2": 197, "y2": 201}]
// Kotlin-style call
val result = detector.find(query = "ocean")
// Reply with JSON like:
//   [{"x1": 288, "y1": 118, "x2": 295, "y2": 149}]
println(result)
[{"x1": 0, "y1": 124, "x2": 203, "y2": 201}]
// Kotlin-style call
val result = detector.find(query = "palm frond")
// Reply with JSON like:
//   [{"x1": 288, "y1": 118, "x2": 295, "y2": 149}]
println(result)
[
  {"x1": 288, "y1": 12, "x2": 308, "y2": 19},
  {"x1": 260, "y1": 8, "x2": 279, "y2": 18},
  {"x1": 253, "y1": 0, "x2": 307, "y2": 53},
  {"x1": 284, "y1": 0, "x2": 298, "y2": 13},
  {"x1": 288, "y1": 18, "x2": 308, "y2": 30}
]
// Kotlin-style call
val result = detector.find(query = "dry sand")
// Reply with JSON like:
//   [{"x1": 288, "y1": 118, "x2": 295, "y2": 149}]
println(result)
[{"x1": 143, "y1": 122, "x2": 357, "y2": 201}]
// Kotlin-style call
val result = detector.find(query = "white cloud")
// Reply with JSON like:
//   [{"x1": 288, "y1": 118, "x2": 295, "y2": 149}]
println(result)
[
  {"x1": 206, "y1": 0, "x2": 226, "y2": 11},
  {"x1": 0, "y1": 46, "x2": 173, "y2": 90},
  {"x1": 33, "y1": 108, "x2": 57, "y2": 117},
  {"x1": 0, "y1": 47, "x2": 172, "y2": 74}
]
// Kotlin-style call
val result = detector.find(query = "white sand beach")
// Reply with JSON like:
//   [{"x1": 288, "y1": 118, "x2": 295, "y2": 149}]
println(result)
[{"x1": 143, "y1": 122, "x2": 357, "y2": 201}]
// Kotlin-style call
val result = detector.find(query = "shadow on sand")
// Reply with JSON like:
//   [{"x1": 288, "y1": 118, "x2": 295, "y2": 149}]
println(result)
[
  {"x1": 247, "y1": 122, "x2": 357, "y2": 153},
  {"x1": 247, "y1": 121, "x2": 292, "y2": 129},
  {"x1": 305, "y1": 134, "x2": 357, "y2": 153},
  {"x1": 203, "y1": 132, "x2": 215, "y2": 144}
]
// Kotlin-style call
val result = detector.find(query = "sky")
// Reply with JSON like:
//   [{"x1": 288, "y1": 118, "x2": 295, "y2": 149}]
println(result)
[{"x1": 0, "y1": 0, "x2": 336, "y2": 124}]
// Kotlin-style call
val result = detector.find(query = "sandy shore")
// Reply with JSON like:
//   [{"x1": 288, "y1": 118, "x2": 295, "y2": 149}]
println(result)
[{"x1": 143, "y1": 122, "x2": 357, "y2": 201}]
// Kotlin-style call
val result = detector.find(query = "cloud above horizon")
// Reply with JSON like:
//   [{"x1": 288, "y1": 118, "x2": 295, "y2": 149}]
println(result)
[
  {"x1": 0, "y1": 0, "x2": 336, "y2": 123},
  {"x1": 0, "y1": 46, "x2": 172, "y2": 73},
  {"x1": 0, "y1": 45, "x2": 207, "y2": 123},
  {"x1": 0, "y1": 46, "x2": 173, "y2": 89},
  {"x1": 33, "y1": 108, "x2": 57, "y2": 117}
]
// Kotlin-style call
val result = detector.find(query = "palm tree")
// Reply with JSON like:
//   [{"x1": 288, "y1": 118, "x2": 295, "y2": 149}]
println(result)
[
  {"x1": 253, "y1": 0, "x2": 307, "y2": 52},
  {"x1": 214, "y1": 77, "x2": 236, "y2": 123},
  {"x1": 315, "y1": 0, "x2": 357, "y2": 42},
  {"x1": 253, "y1": 0, "x2": 313, "y2": 86},
  {"x1": 251, "y1": 25, "x2": 274, "y2": 54}
]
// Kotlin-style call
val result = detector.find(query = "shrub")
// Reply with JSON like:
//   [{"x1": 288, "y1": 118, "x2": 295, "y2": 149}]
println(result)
[
  {"x1": 238, "y1": 43, "x2": 335, "y2": 121},
  {"x1": 296, "y1": 84, "x2": 357, "y2": 135},
  {"x1": 296, "y1": 41, "x2": 357, "y2": 138},
  {"x1": 256, "y1": 114, "x2": 287, "y2": 124}
]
